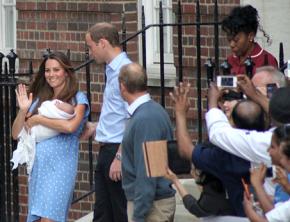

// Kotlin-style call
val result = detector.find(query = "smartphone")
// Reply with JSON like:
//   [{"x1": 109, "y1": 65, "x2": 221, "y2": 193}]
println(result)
[
  {"x1": 217, "y1": 75, "x2": 237, "y2": 88},
  {"x1": 266, "y1": 83, "x2": 278, "y2": 99},
  {"x1": 266, "y1": 166, "x2": 277, "y2": 178}
]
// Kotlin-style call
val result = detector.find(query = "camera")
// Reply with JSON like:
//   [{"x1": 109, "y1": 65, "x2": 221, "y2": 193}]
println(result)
[
  {"x1": 217, "y1": 75, "x2": 237, "y2": 88},
  {"x1": 266, "y1": 83, "x2": 278, "y2": 99},
  {"x1": 266, "y1": 166, "x2": 277, "y2": 178}
]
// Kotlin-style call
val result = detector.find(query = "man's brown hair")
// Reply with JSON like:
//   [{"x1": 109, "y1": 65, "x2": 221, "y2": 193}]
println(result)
[{"x1": 87, "y1": 22, "x2": 120, "y2": 47}]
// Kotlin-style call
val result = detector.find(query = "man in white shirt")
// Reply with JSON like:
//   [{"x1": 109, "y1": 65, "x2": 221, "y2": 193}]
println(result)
[
  {"x1": 207, "y1": 68, "x2": 287, "y2": 166},
  {"x1": 206, "y1": 73, "x2": 289, "y2": 195}
]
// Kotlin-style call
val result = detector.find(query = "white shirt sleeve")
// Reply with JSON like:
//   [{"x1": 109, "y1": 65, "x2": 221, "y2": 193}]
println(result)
[
  {"x1": 205, "y1": 108, "x2": 272, "y2": 166},
  {"x1": 266, "y1": 200, "x2": 290, "y2": 222}
]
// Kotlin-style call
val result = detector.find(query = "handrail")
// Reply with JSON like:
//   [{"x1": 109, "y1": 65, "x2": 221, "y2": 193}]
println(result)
[{"x1": 120, "y1": 22, "x2": 222, "y2": 45}]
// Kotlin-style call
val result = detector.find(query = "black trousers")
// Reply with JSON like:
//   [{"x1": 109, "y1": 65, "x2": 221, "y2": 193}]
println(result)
[{"x1": 93, "y1": 143, "x2": 128, "y2": 222}]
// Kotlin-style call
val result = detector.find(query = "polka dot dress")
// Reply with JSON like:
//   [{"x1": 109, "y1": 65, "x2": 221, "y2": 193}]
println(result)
[{"x1": 26, "y1": 92, "x2": 89, "y2": 222}]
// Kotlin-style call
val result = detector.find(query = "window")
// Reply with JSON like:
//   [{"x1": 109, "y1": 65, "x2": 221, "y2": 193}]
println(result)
[
  {"x1": 0, "y1": 0, "x2": 16, "y2": 54},
  {"x1": 138, "y1": 0, "x2": 176, "y2": 87}
]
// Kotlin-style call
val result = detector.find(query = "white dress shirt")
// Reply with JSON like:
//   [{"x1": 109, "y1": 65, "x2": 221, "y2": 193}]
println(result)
[
  {"x1": 206, "y1": 108, "x2": 272, "y2": 166},
  {"x1": 127, "y1": 93, "x2": 151, "y2": 116},
  {"x1": 206, "y1": 108, "x2": 275, "y2": 195},
  {"x1": 266, "y1": 199, "x2": 290, "y2": 222}
]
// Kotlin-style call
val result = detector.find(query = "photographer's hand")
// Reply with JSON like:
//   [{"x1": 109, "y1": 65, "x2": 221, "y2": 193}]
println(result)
[
  {"x1": 237, "y1": 75, "x2": 269, "y2": 114},
  {"x1": 207, "y1": 82, "x2": 221, "y2": 109},
  {"x1": 237, "y1": 75, "x2": 256, "y2": 97},
  {"x1": 273, "y1": 166, "x2": 290, "y2": 193},
  {"x1": 250, "y1": 164, "x2": 274, "y2": 213},
  {"x1": 250, "y1": 164, "x2": 266, "y2": 188}
]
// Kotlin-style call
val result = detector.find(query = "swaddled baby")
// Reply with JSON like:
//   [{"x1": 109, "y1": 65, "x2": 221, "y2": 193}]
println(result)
[{"x1": 11, "y1": 99, "x2": 75, "y2": 174}]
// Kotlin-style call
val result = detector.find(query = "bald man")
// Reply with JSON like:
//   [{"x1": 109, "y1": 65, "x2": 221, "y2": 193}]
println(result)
[{"x1": 119, "y1": 63, "x2": 176, "y2": 222}]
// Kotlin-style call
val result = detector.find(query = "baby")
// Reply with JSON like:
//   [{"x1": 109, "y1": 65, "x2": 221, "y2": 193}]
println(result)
[{"x1": 11, "y1": 99, "x2": 75, "y2": 175}]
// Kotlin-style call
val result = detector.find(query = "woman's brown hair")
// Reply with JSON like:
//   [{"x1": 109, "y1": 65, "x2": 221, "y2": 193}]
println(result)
[{"x1": 28, "y1": 51, "x2": 78, "y2": 112}]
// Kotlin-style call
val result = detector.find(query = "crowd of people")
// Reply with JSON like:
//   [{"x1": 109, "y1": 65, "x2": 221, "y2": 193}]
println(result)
[{"x1": 10, "y1": 4, "x2": 290, "y2": 222}]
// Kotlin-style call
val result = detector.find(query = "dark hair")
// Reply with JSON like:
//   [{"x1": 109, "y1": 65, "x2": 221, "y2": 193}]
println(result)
[
  {"x1": 119, "y1": 63, "x2": 147, "y2": 94},
  {"x1": 29, "y1": 51, "x2": 78, "y2": 112},
  {"x1": 221, "y1": 5, "x2": 271, "y2": 44},
  {"x1": 269, "y1": 87, "x2": 290, "y2": 124},
  {"x1": 232, "y1": 100, "x2": 266, "y2": 131},
  {"x1": 222, "y1": 90, "x2": 243, "y2": 101},
  {"x1": 273, "y1": 125, "x2": 290, "y2": 159},
  {"x1": 87, "y1": 22, "x2": 120, "y2": 47}
]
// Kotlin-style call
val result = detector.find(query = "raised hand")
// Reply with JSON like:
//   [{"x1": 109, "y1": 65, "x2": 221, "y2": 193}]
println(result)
[
  {"x1": 250, "y1": 164, "x2": 267, "y2": 187},
  {"x1": 169, "y1": 82, "x2": 191, "y2": 116},
  {"x1": 208, "y1": 82, "x2": 222, "y2": 109},
  {"x1": 237, "y1": 75, "x2": 257, "y2": 98},
  {"x1": 273, "y1": 165, "x2": 289, "y2": 187},
  {"x1": 15, "y1": 84, "x2": 33, "y2": 112}
]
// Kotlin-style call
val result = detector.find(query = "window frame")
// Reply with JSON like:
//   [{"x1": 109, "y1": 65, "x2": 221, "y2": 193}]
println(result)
[
  {"x1": 0, "y1": 0, "x2": 17, "y2": 54},
  {"x1": 138, "y1": 0, "x2": 176, "y2": 87}
]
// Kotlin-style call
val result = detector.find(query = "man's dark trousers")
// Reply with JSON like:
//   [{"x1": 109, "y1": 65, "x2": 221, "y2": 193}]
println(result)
[{"x1": 93, "y1": 143, "x2": 128, "y2": 222}]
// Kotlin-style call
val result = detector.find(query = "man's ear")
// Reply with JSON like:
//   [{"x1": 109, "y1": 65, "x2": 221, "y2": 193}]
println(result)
[
  {"x1": 98, "y1": 38, "x2": 106, "y2": 48},
  {"x1": 119, "y1": 81, "x2": 126, "y2": 93},
  {"x1": 119, "y1": 81, "x2": 128, "y2": 100},
  {"x1": 120, "y1": 82, "x2": 126, "y2": 92}
]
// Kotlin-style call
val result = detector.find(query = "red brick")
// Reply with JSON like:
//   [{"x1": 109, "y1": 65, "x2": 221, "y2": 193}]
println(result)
[{"x1": 47, "y1": 2, "x2": 57, "y2": 11}]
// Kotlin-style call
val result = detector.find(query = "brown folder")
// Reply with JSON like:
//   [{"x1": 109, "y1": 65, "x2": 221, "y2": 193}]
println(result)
[{"x1": 142, "y1": 140, "x2": 168, "y2": 177}]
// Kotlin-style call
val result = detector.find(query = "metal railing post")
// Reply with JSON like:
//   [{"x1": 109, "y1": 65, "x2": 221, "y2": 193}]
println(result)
[
  {"x1": 0, "y1": 52, "x2": 4, "y2": 75},
  {"x1": 122, "y1": 12, "x2": 127, "y2": 52},
  {"x1": 159, "y1": 1, "x2": 165, "y2": 107},
  {"x1": 195, "y1": 0, "x2": 202, "y2": 142},
  {"x1": 0, "y1": 52, "x2": 6, "y2": 222},
  {"x1": 214, "y1": 0, "x2": 219, "y2": 75},
  {"x1": 7, "y1": 49, "x2": 17, "y2": 75},
  {"x1": 4, "y1": 62, "x2": 12, "y2": 222},
  {"x1": 85, "y1": 49, "x2": 94, "y2": 188},
  {"x1": 141, "y1": 5, "x2": 147, "y2": 70},
  {"x1": 177, "y1": 0, "x2": 183, "y2": 82}
]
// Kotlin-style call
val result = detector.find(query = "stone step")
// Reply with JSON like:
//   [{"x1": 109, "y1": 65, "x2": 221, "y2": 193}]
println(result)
[{"x1": 76, "y1": 179, "x2": 201, "y2": 222}]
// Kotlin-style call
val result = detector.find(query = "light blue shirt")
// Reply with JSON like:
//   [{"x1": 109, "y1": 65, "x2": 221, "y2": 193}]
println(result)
[
  {"x1": 274, "y1": 173, "x2": 290, "y2": 204},
  {"x1": 95, "y1": 52, "x2": 132, "y2": 143}
]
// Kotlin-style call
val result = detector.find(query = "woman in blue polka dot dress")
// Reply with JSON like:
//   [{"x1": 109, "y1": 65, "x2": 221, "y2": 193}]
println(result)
[{"x1": 12, "y1": 51, "x2": 90, "y2": 222}]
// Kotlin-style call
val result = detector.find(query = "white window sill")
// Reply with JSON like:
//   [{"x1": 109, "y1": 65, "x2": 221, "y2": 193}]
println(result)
[{"x1": 146, "y1": 63, "x2": 176, "y2": 87}]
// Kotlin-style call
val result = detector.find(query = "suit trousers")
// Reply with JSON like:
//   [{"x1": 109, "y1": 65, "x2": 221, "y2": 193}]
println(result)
[{"x1": 93, "y1": 143, "x2": 128, "y2": 222}]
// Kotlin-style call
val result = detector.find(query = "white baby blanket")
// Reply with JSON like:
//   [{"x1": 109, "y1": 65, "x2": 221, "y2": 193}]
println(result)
[{"x1": 11, "y1": 99, "x2": 75, "y2": 175}]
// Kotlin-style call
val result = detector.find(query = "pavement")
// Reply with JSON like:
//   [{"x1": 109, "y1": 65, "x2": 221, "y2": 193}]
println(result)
[{"x1": 76, "y1": 179, "x2": 201, "y2": 222}]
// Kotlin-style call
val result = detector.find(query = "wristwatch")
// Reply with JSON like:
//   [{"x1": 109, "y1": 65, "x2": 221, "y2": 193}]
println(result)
[{"x1": 115, "y1": 153, "x2": 122, "y2": 161}]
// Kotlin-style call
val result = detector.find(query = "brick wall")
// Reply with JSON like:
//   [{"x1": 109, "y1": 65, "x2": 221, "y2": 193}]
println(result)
[
  {"x1": 15, "y1": 0, "x2": 239, "y2": 221},
  {"x1": 168, "y1": 0, "x2": 240, "y2": 140}
]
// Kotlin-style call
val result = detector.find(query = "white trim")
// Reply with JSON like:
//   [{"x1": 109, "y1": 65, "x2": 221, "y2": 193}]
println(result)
[
  {"x1": 138, "y1": 0, "x2": 176, "y2": 87},
  {"x1": 0, "y1": 0, "x2": 17, "y2": 54}
]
